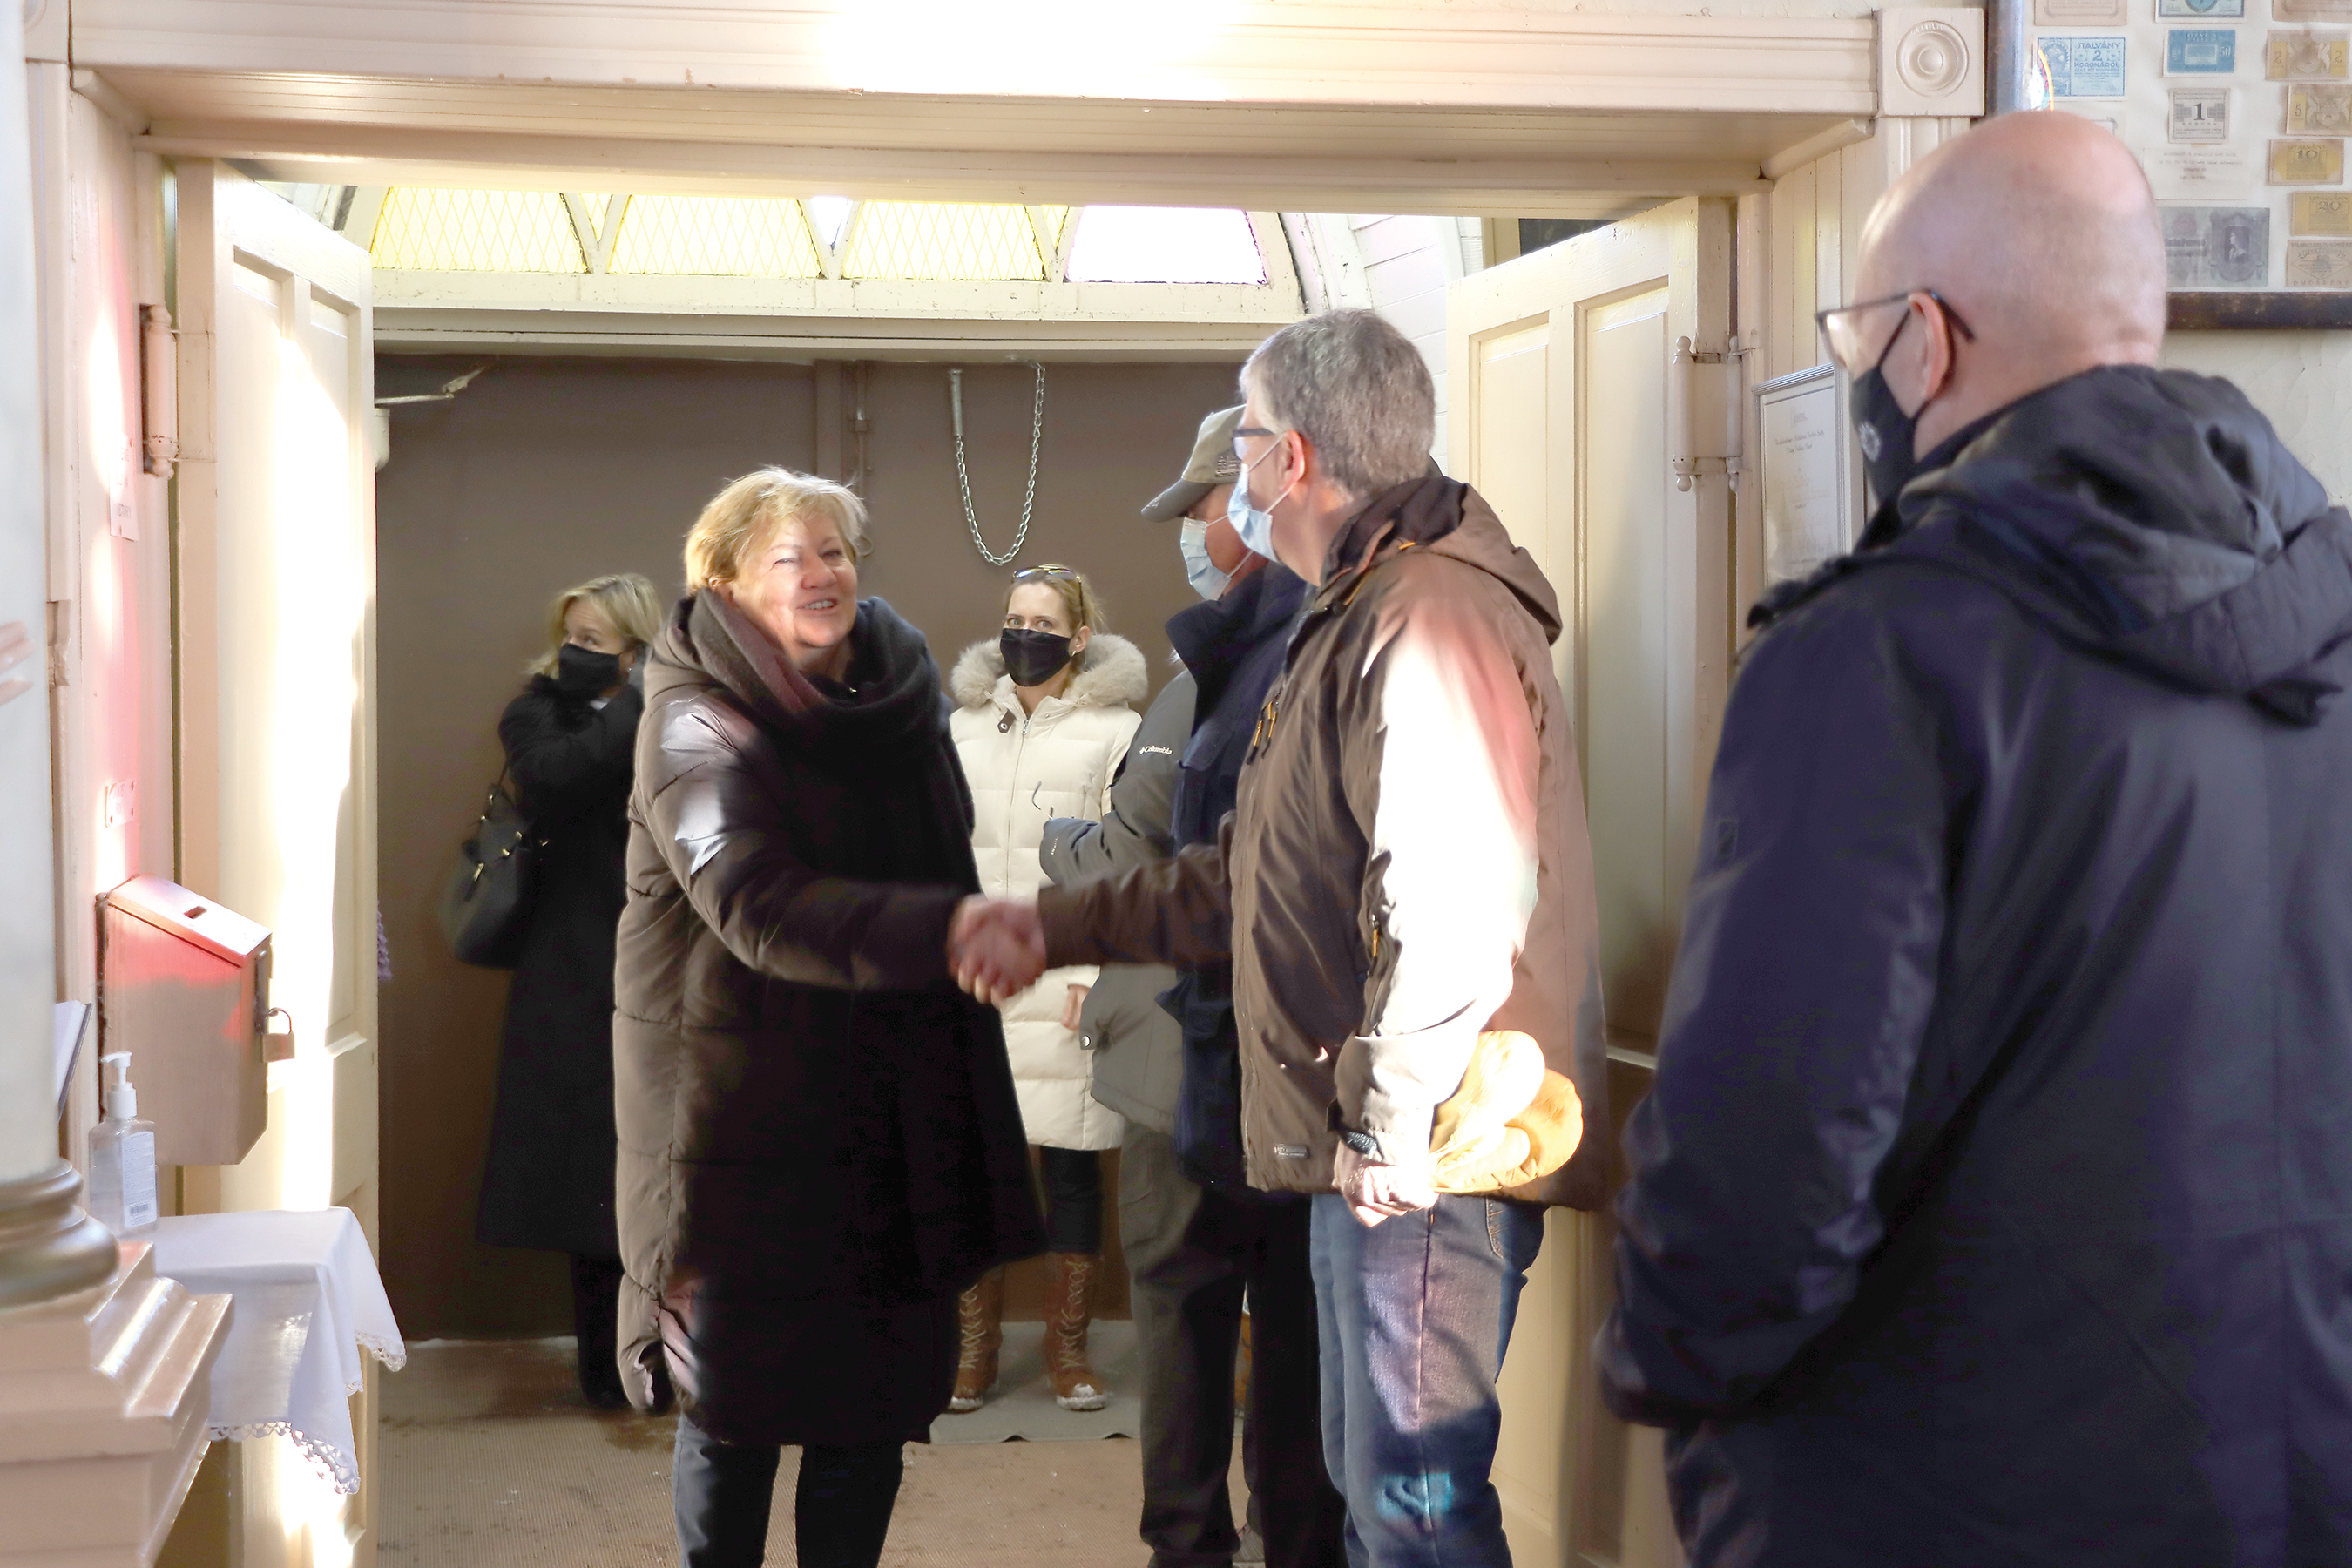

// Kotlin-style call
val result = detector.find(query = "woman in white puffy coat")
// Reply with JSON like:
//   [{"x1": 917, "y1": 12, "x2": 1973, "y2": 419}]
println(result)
[{"x1": 948, "y1": 563, "x2": 1146, "y2": 1414}]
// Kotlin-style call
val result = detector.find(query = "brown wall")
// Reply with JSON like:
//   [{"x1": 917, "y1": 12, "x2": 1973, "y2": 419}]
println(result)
[{"x1": 375, "y1": 353, "x2": 1243, "y2": 1336}]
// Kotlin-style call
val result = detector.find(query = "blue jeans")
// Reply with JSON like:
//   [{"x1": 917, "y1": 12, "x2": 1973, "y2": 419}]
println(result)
[{"x1": 1308, "y1": 1193, "x2": 1545, "y2": 1568}]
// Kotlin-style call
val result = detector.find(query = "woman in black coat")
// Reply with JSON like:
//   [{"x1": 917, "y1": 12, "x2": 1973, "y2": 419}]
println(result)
[
  {"x1": 614, "y1": 469, "x2": 1043, "y2": 1568},
  {"x1": 476, "y1": 571, "x2": 665, "y2": 1408}
]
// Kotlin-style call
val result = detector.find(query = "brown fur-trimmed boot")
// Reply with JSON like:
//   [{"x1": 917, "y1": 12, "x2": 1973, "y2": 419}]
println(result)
[
  {"x1": 949, "y1": 1268, "x2": 1004, "y2": 1413},
  {"x1": 1043, "y1": 1251, "x2": 1108, "y2": 1412}
]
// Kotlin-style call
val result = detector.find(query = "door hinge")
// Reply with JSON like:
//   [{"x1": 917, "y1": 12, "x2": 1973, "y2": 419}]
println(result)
[{"x1": 1670, "y1": 336, "x2": 1746, "y2": 492}]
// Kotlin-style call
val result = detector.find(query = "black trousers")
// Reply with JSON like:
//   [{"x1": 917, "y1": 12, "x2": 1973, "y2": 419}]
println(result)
[
  {"x1": 1038, "y1": 1143, "x2": 1105, "y2": 1254},
  {"x1": 1120, "y1": 1125, "x2": 1347, "y2": 1568},
  {"x1": 569, "y1": 1254, "x2": 625, "y2": 1404},
  {"x1": 672, "y1": 1416, "x2": 903, "y2": 1568}
]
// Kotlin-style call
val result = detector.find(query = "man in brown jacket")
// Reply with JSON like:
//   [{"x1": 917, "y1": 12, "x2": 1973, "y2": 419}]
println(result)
[{"x1": 952, "y1": 308, "x2": 1609, "y2": 1567}]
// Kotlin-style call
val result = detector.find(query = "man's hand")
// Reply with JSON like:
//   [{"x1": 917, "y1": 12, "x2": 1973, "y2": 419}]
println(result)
[
  {"x1": 1333, "y1": 1139, "x2": 1438, "y2": 1228},
  {"x1": 949, "y1": 896, "x2": 1047, "y2": 1004},
  {"x1": 1061, "y1": 983, "x2": 1091, "y2": 1032}
]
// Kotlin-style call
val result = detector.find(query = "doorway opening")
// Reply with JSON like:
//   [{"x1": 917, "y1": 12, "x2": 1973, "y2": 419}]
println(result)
[{"x1": 171, "y1": 147, "x2": 1754, "y2": 1568}]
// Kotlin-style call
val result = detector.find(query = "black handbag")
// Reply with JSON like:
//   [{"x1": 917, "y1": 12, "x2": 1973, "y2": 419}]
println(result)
[{"x1": 437, "y1": 771, "x2": 542, "y2": 969}]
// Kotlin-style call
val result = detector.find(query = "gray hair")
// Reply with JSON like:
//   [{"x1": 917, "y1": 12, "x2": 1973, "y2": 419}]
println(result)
[{"x1": 1240, "y1": 309, "x2": 1435, "y2": 501}]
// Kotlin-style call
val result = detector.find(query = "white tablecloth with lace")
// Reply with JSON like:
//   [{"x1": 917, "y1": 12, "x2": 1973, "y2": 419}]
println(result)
[{"x1": 148, "y1": 1207, "x2": 406, "y2": 1495}]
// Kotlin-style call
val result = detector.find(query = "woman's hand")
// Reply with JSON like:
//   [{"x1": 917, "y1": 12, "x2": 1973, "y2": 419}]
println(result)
[
  {"x1": 1062, "y1": 983, "x2": 1091, "y2": 1031},
  {"x1": 949, "y1": 896, "x2": 1047, "y2": 1004}
]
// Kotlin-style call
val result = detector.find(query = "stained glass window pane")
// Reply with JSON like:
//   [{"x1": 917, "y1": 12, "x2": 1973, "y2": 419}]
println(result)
[
  {"x1": 842, "y1": 203, "x2": 1046, "y2": 281},
  {"x1": 1065, "y1": 207, "x2": 1267, "y2": 284},
  {"x1": 370, "y1": 189, "x2": 585, "y2": 273},
  {"x1": 607, "y1": 196, "x2": 821, "y2": 278}
]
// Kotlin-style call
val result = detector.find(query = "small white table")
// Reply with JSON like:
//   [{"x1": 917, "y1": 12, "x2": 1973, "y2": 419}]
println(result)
[{"x1": 147, "y1": 1208, "x2": 406, "y2": 1495}]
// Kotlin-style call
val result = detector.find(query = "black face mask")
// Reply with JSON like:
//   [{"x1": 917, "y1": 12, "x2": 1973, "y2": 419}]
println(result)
[
  {"x1": 556, "y1": 644, "x2": 623, "y2": 696},
  {"x1": 1849, "y1": 308, "x2": 1929, "y2": 510},
  {"x1": 999, "y1": 628, "x2": 1076, "y2": 689}
]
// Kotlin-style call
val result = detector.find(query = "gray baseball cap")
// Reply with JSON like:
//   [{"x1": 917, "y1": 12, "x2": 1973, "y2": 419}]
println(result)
[{"x1": 1140, "y1": 405, "x2": 1246, "y2": 523}]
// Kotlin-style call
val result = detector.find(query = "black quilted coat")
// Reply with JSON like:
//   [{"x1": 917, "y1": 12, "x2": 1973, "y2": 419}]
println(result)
[
  {"x1": 613, "y1": 589, "x2": 1044, "y2": 1444},
  {"x1": 476, "y1": 678, "x2": 639, "y2": 1259}
]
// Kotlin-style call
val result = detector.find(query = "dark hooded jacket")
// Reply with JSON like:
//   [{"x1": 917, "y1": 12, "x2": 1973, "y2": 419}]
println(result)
[
  {"x1": 1598, "y1": 367, "x2": 2352, "y2": 1566},
  {"x1": 613, "y1": 591, "x2": 1044, "y2": 1443},
  {"x1": 1038, "y1": 479, "x2": 1612, "y2": 1207},
  {"x1": 1160, "y1": 562, "x2": 1309, "y2": 1195}
]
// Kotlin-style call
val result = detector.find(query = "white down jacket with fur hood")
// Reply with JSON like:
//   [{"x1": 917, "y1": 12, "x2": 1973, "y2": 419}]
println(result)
[{"x1": 950, "y1": 633, "x2": 1147, "y2": 1151}]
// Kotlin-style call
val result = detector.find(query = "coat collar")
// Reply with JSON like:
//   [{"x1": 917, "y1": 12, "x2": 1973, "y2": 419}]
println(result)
[{"x1": 949, "y1": 632, "x2": 1150, "y2": 719}]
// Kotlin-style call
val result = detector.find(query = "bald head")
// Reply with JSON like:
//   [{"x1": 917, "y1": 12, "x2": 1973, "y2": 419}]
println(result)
[{"x1": 1852, "y1": 113, "x2": 2166, "y2": 451}]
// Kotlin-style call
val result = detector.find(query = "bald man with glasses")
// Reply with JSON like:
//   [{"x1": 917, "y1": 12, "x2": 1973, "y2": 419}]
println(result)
[{"x1": 1599, "y1": 111, "x2": 2352, "y2": 1567}]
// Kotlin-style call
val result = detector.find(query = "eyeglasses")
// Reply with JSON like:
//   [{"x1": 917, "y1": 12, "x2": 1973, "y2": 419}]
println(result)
[
  {"x1": 1011, "y1": 564, "x2": 1080, "y2": 582},
  {"x1": 1232, "y1": 425, "x2": 1281, "y2": 462},
  {"x1": 1814, "y1": 290, "x2": 1977, "y2": 376}
]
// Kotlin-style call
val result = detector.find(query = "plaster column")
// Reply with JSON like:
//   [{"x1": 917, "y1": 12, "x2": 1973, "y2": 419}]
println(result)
[{"x1": 0, "y1": 0, "x2": 115, "y2": 1307}]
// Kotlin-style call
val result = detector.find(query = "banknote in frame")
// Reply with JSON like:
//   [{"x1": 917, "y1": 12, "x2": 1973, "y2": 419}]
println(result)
[
  {"x1": 2036, "y1": 0, "x2": 2127, "y2": 22},
  {"x1": 2159, "y1": 0, "x2": 2245, "y2": 17},
  {"x1": 2291, "y1": 189, "x2": 2352, "y2": 232},
  {"x1": 2270, "y1": 137, "x2": 2348, "y2": 181},
  {"x1": 2285, "y1": 239, "x2": 2352, "y2": 283},
  {"x1": 2161, "y1": 206, "x2": 2271, "y2": 285},
  {"x1": 2268, "y1": 31, "x2": 2351, "y2": 79},
  {"x1": 2167, "y1": 29, "x2": 2238, "y2": 74},
  {"x1": 2288, "y1": 83, "x2": 2352, "y2": 131},
  {"x1": 2171, "y1": 87, "x2": 2232, "y2": 139},
  {"x1": 2277, "y1": 0, "x2": 2352, "y2": 22},
  {"x1": 2043, "y1": 36, "x2": 2130, "y2": 95}
]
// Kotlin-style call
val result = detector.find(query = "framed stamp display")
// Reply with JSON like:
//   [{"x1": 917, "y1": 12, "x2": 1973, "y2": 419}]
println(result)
[{"x1": 2030, "y1": 0, "x2": 2352, "y2": 322}]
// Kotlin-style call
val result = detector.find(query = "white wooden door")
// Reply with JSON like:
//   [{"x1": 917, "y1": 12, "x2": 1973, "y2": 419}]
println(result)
[
  {"x1": 1445, "y1": 196, "x2": 1735, "y2": 1568},
  {"x1": 172, "y1": 160, "x2": 381, "y2": 1568}
]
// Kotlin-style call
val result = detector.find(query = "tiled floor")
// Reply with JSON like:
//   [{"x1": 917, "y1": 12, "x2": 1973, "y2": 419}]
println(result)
[{"x1": 379, "y1": 1337, "x2": 1240, "y2": 1566}]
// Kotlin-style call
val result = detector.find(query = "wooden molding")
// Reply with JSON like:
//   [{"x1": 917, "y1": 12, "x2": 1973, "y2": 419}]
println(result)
[
  {"x1": 2167, "y1": 291, "x2": 2352, "y2": 330},
  {"x1": 371, "y1": 268, "x2": 1306, "y2": 323},
  {"x1": 78, "y1": 3, "x2": 1877, "y2": 117},
  {"x1": 372, "y1": 307, "x2": 1278, "y2": 361},
  {"x1": 1761, "y1": 118, "x2": 1873, "y2": 181},
  {"x1": 138, "y1": 123, "x2": 1776, "y2": 215}
]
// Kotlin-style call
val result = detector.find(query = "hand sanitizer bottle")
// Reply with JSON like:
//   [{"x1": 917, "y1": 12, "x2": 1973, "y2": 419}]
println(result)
[{"x1": 87, "y1": 1051, "x2": 159, "y2": 1235}]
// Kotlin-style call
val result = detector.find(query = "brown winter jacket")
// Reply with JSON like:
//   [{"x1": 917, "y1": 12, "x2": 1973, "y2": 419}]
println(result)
[
  {"x1": 1037, "y1": 477, "x2": 1612, "y2": 1208},
  {"x1": 613, "y1": 591, "x2": 1044, "y2": 1438}
]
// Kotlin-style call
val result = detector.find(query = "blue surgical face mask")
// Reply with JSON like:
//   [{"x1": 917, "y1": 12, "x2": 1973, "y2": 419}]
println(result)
[
  {"x1": 1179, "y1": 519, "x2": 1231, "y2": 601},
  {"x1": 1226, "y1": 439, "x2": 1294, "y2": 562}
]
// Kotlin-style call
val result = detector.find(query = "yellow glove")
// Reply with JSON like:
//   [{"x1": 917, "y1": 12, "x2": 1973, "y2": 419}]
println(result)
[{"x1": 1427, "y1": 1030, "x2": 1585, "y2": 1194}]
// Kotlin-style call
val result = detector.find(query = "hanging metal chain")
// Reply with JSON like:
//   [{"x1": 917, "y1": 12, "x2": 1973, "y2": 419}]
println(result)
[{"x1": 952, "y1": 362, "x2": 1047, "y2": 566}]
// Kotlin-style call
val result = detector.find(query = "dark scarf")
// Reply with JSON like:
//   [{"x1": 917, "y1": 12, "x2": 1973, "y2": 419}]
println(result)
[
  {"x1": 657, "y1": 591, "x2": 1031, "y2": 1297},
  {"x1": 669, "y1": 591, "x2": 977, "y2": 883}
]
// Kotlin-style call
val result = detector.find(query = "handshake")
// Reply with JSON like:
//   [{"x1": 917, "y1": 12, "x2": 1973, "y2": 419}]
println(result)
[{"x1": 949, "y1": 896, "x2": 1049, "y2": 1003}]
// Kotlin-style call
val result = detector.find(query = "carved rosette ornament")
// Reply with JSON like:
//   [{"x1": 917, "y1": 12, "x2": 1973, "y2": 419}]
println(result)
[{"x1": 1879, "y1": 8, "x2": 1989, "y2": 118}]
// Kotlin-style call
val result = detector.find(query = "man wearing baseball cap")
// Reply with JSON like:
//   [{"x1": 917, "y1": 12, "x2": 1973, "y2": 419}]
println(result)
[{"x1": 1040, "y1": 404, "x2": 1338, "y2": 1568}]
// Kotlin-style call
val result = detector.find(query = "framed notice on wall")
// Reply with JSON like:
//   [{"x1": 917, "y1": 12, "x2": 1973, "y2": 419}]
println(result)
[
  {"x1": 1753, "y1": 366, "x2": 1857, "y2": 589},
  {"x1": 2030, "y1": 0, "x2": 2352, "y2": 324}
]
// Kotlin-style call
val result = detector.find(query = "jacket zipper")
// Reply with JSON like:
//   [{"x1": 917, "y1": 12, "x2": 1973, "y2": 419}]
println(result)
[{"x1": 1003, "y1": 708, "x2": 1029, "y2": 893}]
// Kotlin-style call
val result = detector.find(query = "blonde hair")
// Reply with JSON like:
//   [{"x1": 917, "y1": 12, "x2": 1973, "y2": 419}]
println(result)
[
  {"x1": 1004, "y1": 563, "x2": 1109, "y2": 635},
  {"x1": 685, "y1": 467, "x2": 870, "y2": 591},
  {"x1": 527, "y1": 572, "x2": 665, "y2": 677}
]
